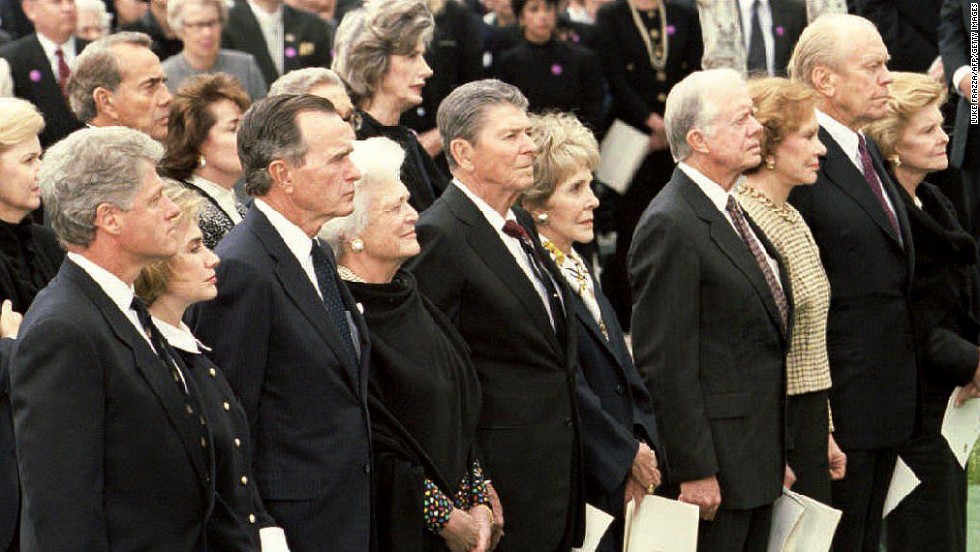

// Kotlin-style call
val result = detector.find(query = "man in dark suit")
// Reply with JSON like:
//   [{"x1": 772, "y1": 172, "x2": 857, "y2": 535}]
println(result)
[
  {"x1": 0, "y1": 0, "x2": 87, "y2": 147},
  {"x1": 787, "y1": 15, "x2": 917, "y2": 552},
  {"x1": 940, "y1": 0, "x2": 980, "y2": 237},
  {"x1": 0, "y1": 301, "x2": 20, "y2": 552},
  {"x1": 189, "y1": 94, "x2": 372, "y2": 552},
  {"x1": 630, "y1": 68, "x2": 787, "y2": 552},
  {"x1": 407, "y1": 79, "x2": 584, "y2": 551},
  {"x1": 736, "y1": 0, "x2": 806, "y2": 76},
  {"x1": 222, "y1": 0, "x2": 333, "y2": 95},
  {"x1": 11, "y1": 126, "x2": 212, "y2": 552}
]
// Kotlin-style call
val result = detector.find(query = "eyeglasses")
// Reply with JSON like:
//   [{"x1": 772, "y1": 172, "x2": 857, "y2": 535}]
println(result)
[{"x1": 183, "y1": 18, "x2": 221, "y2": 31}]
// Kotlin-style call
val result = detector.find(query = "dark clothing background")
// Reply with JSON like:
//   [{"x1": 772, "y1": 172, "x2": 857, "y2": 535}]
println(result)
[
  {"x1": 0, "y1": 338, "x2": 17, "y2": 552},
  {"x1": 0, "y1": 218, "x2": 64, "y2": 314},
  {"x1": 121, "y1": 11, "x2": 182, "y2": 61}
]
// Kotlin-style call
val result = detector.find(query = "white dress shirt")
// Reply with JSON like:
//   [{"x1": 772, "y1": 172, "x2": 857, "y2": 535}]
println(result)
[
  {"x1": 246, "y1": 0, "x2": 284, "y2": 76},
  {"x1": 816, "y1": 109, "x2": 895, "y2": 213},
  {"x1": 738, "y1": 0, "x2": 774, "y2": 76},
  {"x1": 190, "y1": 174, "x2": 243, "y2": 224},
  {"x1": 35, "y1": 32, "x2": 77, "y2": 82},
  {"x1": 254, "y1": 198, "x2": 321, "y2": 297},
  {"x1": 453, "y1": 179, "x2": 557, "y2": 326}
]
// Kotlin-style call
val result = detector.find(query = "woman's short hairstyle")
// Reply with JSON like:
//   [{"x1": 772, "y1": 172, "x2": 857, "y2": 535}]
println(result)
[
  {"x1": 40, "y1": 126, "x2": 164, "y2": 248},
  {"x1": 864, "y1": 72, "x2": 948, "y2": 162},
  {"x1": 269, "y1": 67, "x2": 346, "y2": 96},
  {"x1": 167, "y1": 0, "x2": 229, "y2": 33},
  {"x1": 0, "y1": 98, "x2": 45, "y2": 152},
  {"x1": 519, "y1": 112, "x2": 599, "y2": 210},
  {"x1": 319, "y1": 137, "x2": 406, "y2": 257},
  {"x1": 743, "y1": 77, "x2": 818, "y2": 174},
  {"x1": 162, "y1": 73, "x2": 251, "y2": 181},
  {"x1": 332, "y1": 0, "x2": 434, "y2": 106},
  {"x1": 135, "y1": 180, "x2": 206, "y2": 305},
  {"x1": 437, "y1": 79, "x2": 529, "y2": 170},
  {"x1": 511, "y1": 0, "x2": 558, "y2": 19},
  {"x1": 67, "y1": 32, "x2": 153, "y2": 123}
]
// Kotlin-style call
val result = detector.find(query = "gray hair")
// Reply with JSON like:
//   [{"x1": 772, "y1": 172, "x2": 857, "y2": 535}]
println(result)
[
  {"x1": 237, "y1": 94, "x2": 338, "y2": 196},
  {"x1": 789, "y1": 14, "x2": 878, "y2": 87},
  {"x1": 67, "y1": 32, "x2": 153, "y2": 123},
  {"x1": 40, "y1": 126, "x2": 164, "y2": 248},
  {"x1": 167, "y1": 0, "x2": 228, "y2": 33},
  {"x1": 331, "y1": 0, "x2": 434, "y2": 106},
  {"x1": 664, "y1": 68, "x2": 744, "y2": 161},
  {"x1": 269, "y1": 67, "x2": 345, "y2": 96},
  {"x1": 319, "y1": 137, "x2": 406, "y2": 256},
  {"x1": 76, "y1": 0, "x2": 113, "y2": 30},
  {"x1": 437, "y1": 79, "x2": 529, "y2": 170}
]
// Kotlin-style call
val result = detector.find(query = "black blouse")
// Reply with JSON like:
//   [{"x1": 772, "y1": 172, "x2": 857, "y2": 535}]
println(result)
[{"x1": 0, "y1": 217, "x2": 64, "y2": 313}]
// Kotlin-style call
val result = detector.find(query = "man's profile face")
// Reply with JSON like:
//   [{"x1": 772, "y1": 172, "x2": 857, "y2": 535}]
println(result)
[{"x1": 105, "y1": 44, "x2": 172, "y2": 141}]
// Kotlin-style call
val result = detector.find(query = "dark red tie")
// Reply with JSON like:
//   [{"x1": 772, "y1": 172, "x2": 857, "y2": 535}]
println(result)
[
  {"x1": 857, "y1": 134, "x2": 901, "y2": 241},
  {"x1": 55, "y1": 47, "x2": 70, "y2": 96},
  {"x1": 726, "y1": 196, "x2": 788, "y2": 334}
]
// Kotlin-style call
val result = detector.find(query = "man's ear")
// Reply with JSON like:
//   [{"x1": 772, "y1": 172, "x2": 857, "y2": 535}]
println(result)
[
  {"x1": 686, "y1": 128, "x2": 710, "y2": 156},
  {"x1": 93, "y1": 87, "x2": 117, "y2": 120},
  {"x1": 268, "y1": 159, "x2": 292, "y2": 194},
  {"x1": 810, "y1": 65, "x2": 837, "y2": 99},
  {"x1": 449, "y1": 138, "x2": 474, "y2": 173},
  {"x1": 94, "y1": 202, "x2": 124, "y2": 237}
]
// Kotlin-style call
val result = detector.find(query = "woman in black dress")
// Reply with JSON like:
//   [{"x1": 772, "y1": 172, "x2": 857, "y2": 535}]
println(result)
[
  {"x1": 333, "y1": 0, "x2": 448, "y2": 213},
  {"x1": 593, "y1": 0, "x2": 701, "y2": 328},
  {"x1": 495, "y1": 0, "x2": 605, "y2": 131},
  {"x1": 0, "y1": 98, "x2": 64, "y2": 315},
  {"x1": 319, "y1": 137, "x2": 499, "y2": 552},
  {"x1": 866, "y1": 71, "x2": 979, "y2": 552},
  {"x1": 135, "y1": 182, "x2": 286, "y2": 552}
]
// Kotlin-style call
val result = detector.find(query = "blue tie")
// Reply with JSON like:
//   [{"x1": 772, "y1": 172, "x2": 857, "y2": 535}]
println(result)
[{"x1": 310, "y1": 239, "x2": 358, "y2": 365}]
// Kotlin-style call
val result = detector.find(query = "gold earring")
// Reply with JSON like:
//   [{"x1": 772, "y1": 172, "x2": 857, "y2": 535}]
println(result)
[
  {"x1": 891, "y1": 155, "x2": 902, "y2": 168},
  {"x1": 765, "y1": 157, "x2": 775, "y2": 170},
  {"x1": 350, "y1": 238, "x2": 364, "y2": 253}
]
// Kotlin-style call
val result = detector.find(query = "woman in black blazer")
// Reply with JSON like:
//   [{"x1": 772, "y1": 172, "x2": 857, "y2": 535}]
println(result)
[
  {"x1": 136, "y1": 182, "x2": 286, "y2": 552},
  {"x1": 866, "y1": 72, "x2": 980, "y2": 552},
  {"x1": 520, "y1": 112, "x2": 661, "y2": 552}
]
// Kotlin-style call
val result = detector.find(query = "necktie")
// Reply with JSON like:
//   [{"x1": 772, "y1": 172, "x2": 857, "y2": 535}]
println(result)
[
  {"x1": 746, "y1": 0, "x2": 767, "y2": 74},
  {"x1": 310, "y1": 239, "x2": 358, "y2": 365},
  {"x1": 55, "y1": 47, "x2": 70, "y2": 96},
  {"x1": 725, "y1": 196, "x2": 788, "y2": 332},
  {"x1": 502, "y1": 220, "x2": 566, "y2": 340},
  {"x1": 131, "y1": 297, "x2": 189, "y2": 395},
  {"x1": 857, "y1": 134, "x2": 902, "y2": 241}
]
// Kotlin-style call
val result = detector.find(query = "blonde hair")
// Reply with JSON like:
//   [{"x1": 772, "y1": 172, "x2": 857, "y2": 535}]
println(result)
[
  {"x1": 864, "y1": 72, "x2": 948, "y2": 162},
  {"x1": 744, "y1": 77, "x2": 818, "y2": 174},
  {"x1": 0, "y1": 98, "x2": 45, "y2": 151},
  {"x1": 519, "y1": 112, "x2": 599, "y2": 211},
  {"x1": 135, "y1": 180, "x2": 206, "y2": 305}
]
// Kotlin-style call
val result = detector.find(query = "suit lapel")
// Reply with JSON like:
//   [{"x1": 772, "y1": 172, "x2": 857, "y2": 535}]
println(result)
[
  {"x1": 678, "y1": 174, "x2": 786, "y2": 334},
  {"x1": 245, "y1": 208, "x2": 362, "y2": 391},
  {"x1": 769, "y1": 0, "x2": 789, "y2": 72},
  {"x1": 444, "y1": 186, "x2": 564, "y2": 355},
  {"x1": 282, "y1": 6, "x2": 301, "y2": 73},
  {"x1": 61, "y1": 261, "x2": 212, "y2": 496},
  {"x1": 229, "y1": 3, "x2": 277, "y2": 83}
]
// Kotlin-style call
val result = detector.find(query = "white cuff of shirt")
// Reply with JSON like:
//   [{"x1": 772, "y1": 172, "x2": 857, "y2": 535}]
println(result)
[
  {"x1": 952, "y1": 65, "x2": 974, "y2": 96},
  {"x1": 259, "y1": 526, "x2": 290, "y2": 552}
]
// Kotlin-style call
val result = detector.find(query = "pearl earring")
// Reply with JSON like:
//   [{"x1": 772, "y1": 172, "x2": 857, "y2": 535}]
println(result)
[
  {"x1": 536, "y1": 212, "x2": 549, "y2": 225},
  {"x1": 350, "y1": 238, "x2": 364, "y2": 253},
  {"x1": 891, "y1": 155, "x2": 902, "y2": 168},
  {"x1": 199, "y1": 156, "x2": 207, "y2": 168}
]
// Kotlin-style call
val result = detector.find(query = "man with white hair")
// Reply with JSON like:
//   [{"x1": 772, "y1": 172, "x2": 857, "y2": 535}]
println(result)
[
  {"x1": 629, "y1": 68, "x2": 788, "y2": 552},
  {"x1": 787, "y1": 14, "x2": 916, "y2": 552}
]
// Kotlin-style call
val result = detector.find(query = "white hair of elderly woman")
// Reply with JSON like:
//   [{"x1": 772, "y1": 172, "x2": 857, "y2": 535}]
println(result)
[{"x1": 319, "y1": 137, "x2": 406, "y2": 257}]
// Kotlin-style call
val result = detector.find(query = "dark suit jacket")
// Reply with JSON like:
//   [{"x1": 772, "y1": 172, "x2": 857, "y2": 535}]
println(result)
[
  {"x1": 0, "y1": 34, "x2": 87, "y2": 147},
  {"x1": 789, "y1": 128, "x2": 917, "y2": 451},
  {"x1": 222, "y1": 1, "x2": 334, "y2": 91},
  {"x1": 189, "y1": 206, "x2": 372, "y2": 552},
  {"x1": 0, "y1": 338, "x2": 15, "y2": 552},
  {"x1": 737, "y1": 0, "x2": 806, "y2": 76},
  {"x1": 11, "y1": 260, "x2": 212, "y2": 551},
  {"x1": 939, "y1": 0, "x2": 980, "y2": 170},
  {"x1": 629, "y1": 168, "x2": 788, "y2": 510},
  {"x1": 407, "y1": 183, "x2": 585, "y2": 551},
  {"x1": 854, "y1": 0, "x2": 942, "y2": 73}
]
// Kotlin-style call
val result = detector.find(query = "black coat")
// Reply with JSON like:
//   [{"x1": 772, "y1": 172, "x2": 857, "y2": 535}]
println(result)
[
  {"x1": 0, "y1": 35, "x2": 88, "y2": 147},
  {"x1": 737, "y1": 0, "x2": 807, "y2": 76},
  {"x1": 853, "y1": 0, "x2": 943, "y2": 73},
  {"x1": 789, "y1": 128, "x2": 918, "y2": 450},
  {"x1": 189, "y1": 206, "x2": 372, "y2": 552},
  {"x1": 629, "y1": 168, "x2": 788, "y2": 510},
  {"x1": 11, "y1": 260, "x2": 213, "y2": 551},
  {"x1": 0, "y1": 218, "x2": 64, "y2": 314},
  {"x1": 0, "y1": 338, "x2": 16, "y2": 552},
  {"x1": 121, "y1": 11, "x2": 181, "y2": 61},
  {"x1": 407, "y1": 184, "x2": 585, "y2": 551},
  {"x1": 939, "y1": 0, "x2": 980, "y2": 171}
]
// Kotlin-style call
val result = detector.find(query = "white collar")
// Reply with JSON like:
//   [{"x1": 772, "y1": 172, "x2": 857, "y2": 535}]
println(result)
[
  {"x1": 151, "y1": 316, "x2": 209, "y2": 354},
  {"x1": 816, "y1": 109, "x2": 862, "y2": 169},
  {"x1": 678, "y1": 162, "x2": 734, "y2": 215},
  {"x1": 66, "y1": 252, "x2": 136, "y2": 316},
  {"x1": 254, "y1": 198, "x2": 316, "y2": 265},
  {"x1": 453, "y1": 178, "x2": 518, "y2": 230},
  {"x1": 190, "y1": 174, "x2": 241, "y2": 220},
  {"x1": 246, "y1": 0, "x2": 282, "y2": 24},
  {"x1": 35, "y1": 33, "x2": 74, "y2": 59}
]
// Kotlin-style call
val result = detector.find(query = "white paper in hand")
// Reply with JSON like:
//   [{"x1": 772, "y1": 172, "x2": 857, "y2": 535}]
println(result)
[
  {"x1": 768, "y1": 488, "x2": 842, "y2": 552},
  {"x1": 882, "y1": 457, "x2": 920, "y2": 518},
  {"x1": 596, "y1": 120, "x2": 650, "y2": 195},
  {"x1": 767, "y1": 491, "x2": 805, "y2": 552},
  {"x1": 941, "y1": 387, "x2": 980, "y2": 468},
  {"x1": 572, "y1": 504, "x2": 615, "y2": 552},
  {"x1": 623, "y1": 495, "x2": 699, "y2": 552}
]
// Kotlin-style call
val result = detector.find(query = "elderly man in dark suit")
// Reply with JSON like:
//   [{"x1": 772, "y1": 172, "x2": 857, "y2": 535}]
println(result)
[
  {"x1": 189, "y1": 94, "x2": 371, "y2": 552},
  {"x1": 0, "y1": 0, "x2": 87, "y2": 147},
  {"x1": 787, "y1": 14, "x2": 917, "y2": 552},
  {"x1": 222, "y1": 0, "x2": 333, "y2": 95},
  {"x1": 407, "y1": 79, "x2": 585, "y2": 551},
  {"x1": 629, "y1": 68, "x2": 787, "y2": 552},
  {"x1": 11, "y1": 126, "x2": 212, "y2": 552}
]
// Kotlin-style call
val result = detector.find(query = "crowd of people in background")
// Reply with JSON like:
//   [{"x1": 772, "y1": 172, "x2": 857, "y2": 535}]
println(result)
[{"x1": 0, "y1": 0, "x2": 978, "y2": 551}]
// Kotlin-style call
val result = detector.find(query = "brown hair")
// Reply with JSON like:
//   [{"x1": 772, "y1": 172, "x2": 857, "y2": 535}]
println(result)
[
  {"x1": 744, "y1": 77, "x2": 818, "y2": 174},
  {"x1": 161, "y1": 73, "x2": 251, "y2": 181},
  {"x1": 864, "y1": 72, "x2": 948, "y2": 162}
]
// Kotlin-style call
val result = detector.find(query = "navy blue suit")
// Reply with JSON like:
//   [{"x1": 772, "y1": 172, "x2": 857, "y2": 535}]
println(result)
[{"x1": 189, "y1": 206, "x2": 372, "y2": 552}]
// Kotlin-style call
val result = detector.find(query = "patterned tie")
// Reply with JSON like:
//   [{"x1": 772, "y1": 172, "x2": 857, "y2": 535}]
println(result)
[
  {"x1": 746, "y1": 0, "x2": 767, "y2": 74},
  {"x1": 310, "y1": 239, "x2": 358, "y2": 365},
  {"x1": 502, "y1": 220, "x2": 566, "y2": 339},
  {"x1": 857, "y1": 134, "x2": 901, "y2": 241},
  {"x1": 131, "y1": 297, "x2": 189, "y2": 396},
  {"x1": 55, "y1": 47, "x2": 70, "y2": 96},
  {"x1": 725, "y1": 196, "x2": 788, "y2": 332}
]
